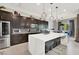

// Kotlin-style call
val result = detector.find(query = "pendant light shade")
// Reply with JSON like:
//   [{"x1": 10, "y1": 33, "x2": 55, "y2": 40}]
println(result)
[
  {"x1": 40, "y1": 3, "x2": 47, "y2": 20},
  {"x1": 55, "y1": 6, "x2": 58, "y2": 20},
  {"x1": 49, "y1": 3, "x2": 54, "y2": 20},
  {"x1": 48, "y1": 3, "x2": 54, "y2": 30}
]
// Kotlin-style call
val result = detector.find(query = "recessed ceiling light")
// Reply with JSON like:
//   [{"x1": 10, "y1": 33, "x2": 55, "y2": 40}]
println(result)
[
  {"x1": 48, "y1": 8, "x2": 51, "y2": 12},
  {"x1": 36, "y1": 3, "x2": 40, "y2": 6},
  {"x1": 64, "y1": 9, "x2": 66, "y2": 12}
]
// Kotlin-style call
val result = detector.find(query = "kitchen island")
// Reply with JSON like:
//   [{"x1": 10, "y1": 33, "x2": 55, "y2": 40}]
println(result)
[{"x1": 28, "y1": 32, "x2": 66, "y2": 55}]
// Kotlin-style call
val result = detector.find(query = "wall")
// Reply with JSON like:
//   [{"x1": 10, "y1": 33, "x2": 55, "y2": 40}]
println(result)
[
  {"x1": 74, "y1": 17, "x2": 77, "y2": 40},
  {"x1": 75, "y1": 14, "x2": 79, "y2": 42}
]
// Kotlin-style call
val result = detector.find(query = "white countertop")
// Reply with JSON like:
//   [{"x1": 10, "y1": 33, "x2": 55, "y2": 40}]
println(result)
[
  {"x1": 12, "y1": 28, "x2": 41, "y2": 34},
  {"x1": 12, "y1": 32, "x2": 28, "y2": 34},
  {"x1": 29, "y1": 32, "x2": 66, "y2": 42},
  {"x1": 12, "y1": 31, "x2": 41, "y2": 34}
]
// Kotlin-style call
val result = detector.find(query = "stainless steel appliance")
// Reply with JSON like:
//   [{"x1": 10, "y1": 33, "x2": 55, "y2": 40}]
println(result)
[{"x1": 0, "y1": 21, "x2": 10, "y2": 49}]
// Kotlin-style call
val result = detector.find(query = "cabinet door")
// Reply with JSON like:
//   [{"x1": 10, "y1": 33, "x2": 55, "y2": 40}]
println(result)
[
  {"x1": 11, "y1": 34, "x2": 21, "y2": 45},
  {"x1": 0, "y1": 11, "x2": 12, "y2": 21},
  {"x1": 12, "y1": 16, "x2": 21, "y2": 28},
  {"x1": 20, "y1": 17, "x2": 26, "y2": 28},
  {"x1": 11, "y1": 34, "x2": 28, "y2": 46}
]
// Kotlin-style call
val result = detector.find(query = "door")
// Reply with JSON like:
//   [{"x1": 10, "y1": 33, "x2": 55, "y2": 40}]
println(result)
[
  {"x1": 69, "y1": 20, "x2": 74, "y2": 37},
  {"x1": 0, "y1": 22, "x2": 2, "y2": 37}
]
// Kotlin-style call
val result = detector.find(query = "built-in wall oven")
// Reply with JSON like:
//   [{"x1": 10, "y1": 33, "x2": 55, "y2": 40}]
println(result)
[{"x1": 0, "y1": 21, "x2": 10, "y2": 49}]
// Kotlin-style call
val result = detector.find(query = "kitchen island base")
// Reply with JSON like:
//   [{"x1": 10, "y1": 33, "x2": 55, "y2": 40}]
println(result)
[
  {"x1": 29, "y1": 33, "x2": 66, "y2": 55},
  {"x1": 45, "y1": 38, "x2": 61, "y2": 53}
]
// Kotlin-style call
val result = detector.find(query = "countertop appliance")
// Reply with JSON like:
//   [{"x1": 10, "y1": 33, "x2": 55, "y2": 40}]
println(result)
[{"x1": 0, "y1": 21, "x2": 10, "y2": 49}]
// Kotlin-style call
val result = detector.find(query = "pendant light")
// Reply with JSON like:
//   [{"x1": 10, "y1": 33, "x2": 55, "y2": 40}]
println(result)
[
  {"x1": 49, "y1": 3, "x2": 54, "y2": 22},
  {"x1": 50, "y1": 3, "x2": 53, "y2": 19},
  {"x1": 55, "y1": 6, "x2": 58, "y2": 20},
  {"x1": 48, "y1": 3, "x2": 54, "y2": 31},
  {"x1": 55, "y1": 6, "x2": 59, "y2": 31},
  {"x1": 40, "y1": 3, "x2": 47, "y2": 20}
]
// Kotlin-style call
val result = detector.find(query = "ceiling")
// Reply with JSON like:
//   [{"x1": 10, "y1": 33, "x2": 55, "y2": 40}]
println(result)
[{"x1": 0, "y1": 3, "x2": 79, "y2": 21}]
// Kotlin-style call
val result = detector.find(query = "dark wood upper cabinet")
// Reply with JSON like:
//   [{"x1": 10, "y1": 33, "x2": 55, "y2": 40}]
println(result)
[
  {"x1": 12, "y1": 15, "x2": 21, "y2": 28},
  {"x1": 0, "y1": 10, "x2": 12, "y2": 21},
  {"x1": 0, "y1": 10, "x2": 48, "y2": 29},
  {"x1": 20, "y1": 16, "x2": 27, "y2": 28}
]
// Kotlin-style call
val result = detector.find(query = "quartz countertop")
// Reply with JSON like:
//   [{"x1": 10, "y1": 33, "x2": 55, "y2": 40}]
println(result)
[
  {"x1": 29, "y1": 32, "x2": 66, "y2": 42},
  {"x1": 12, "y1": 31, "x2": 41, "y2": 35},
  {"x1": 12, "y1": 28, "x2": 41, "y2": 35}
]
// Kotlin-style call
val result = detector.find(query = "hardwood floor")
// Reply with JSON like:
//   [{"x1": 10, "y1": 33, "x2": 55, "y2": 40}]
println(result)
[{"x1": 0, "y1": 37, "x2": 79, "y2": 55}]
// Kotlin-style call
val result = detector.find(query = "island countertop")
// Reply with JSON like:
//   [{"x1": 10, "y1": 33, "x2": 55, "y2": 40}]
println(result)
[{"x1": 29, "y1": 32, "x2": 66, "y2": 42}]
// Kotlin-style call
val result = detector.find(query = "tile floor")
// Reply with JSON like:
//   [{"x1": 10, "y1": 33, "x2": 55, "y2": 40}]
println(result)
[
  {"x1": 0, "y1": 37, "x2": 79, "y2": 55},
  {"x1": 0, "y1": 43, "x2": 31, "y2": 55},
  {"x1": 46, "y1": 44, "x2": 67, "y2": 55}
]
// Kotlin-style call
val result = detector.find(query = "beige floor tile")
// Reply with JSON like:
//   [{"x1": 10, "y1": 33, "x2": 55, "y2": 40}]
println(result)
[{"x1": 0, "y1": 37, "x2": 79, "y2": 55}]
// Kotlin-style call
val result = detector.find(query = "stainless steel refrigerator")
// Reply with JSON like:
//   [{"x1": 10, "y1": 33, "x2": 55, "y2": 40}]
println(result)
[{"x1": 0, "y1": 21, "x2": 10, "y2": 49}]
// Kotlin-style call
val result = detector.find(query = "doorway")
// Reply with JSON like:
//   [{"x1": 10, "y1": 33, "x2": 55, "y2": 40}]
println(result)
[{"x1": 69, "y1": 20, "x2": 75, "y2": 37}]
